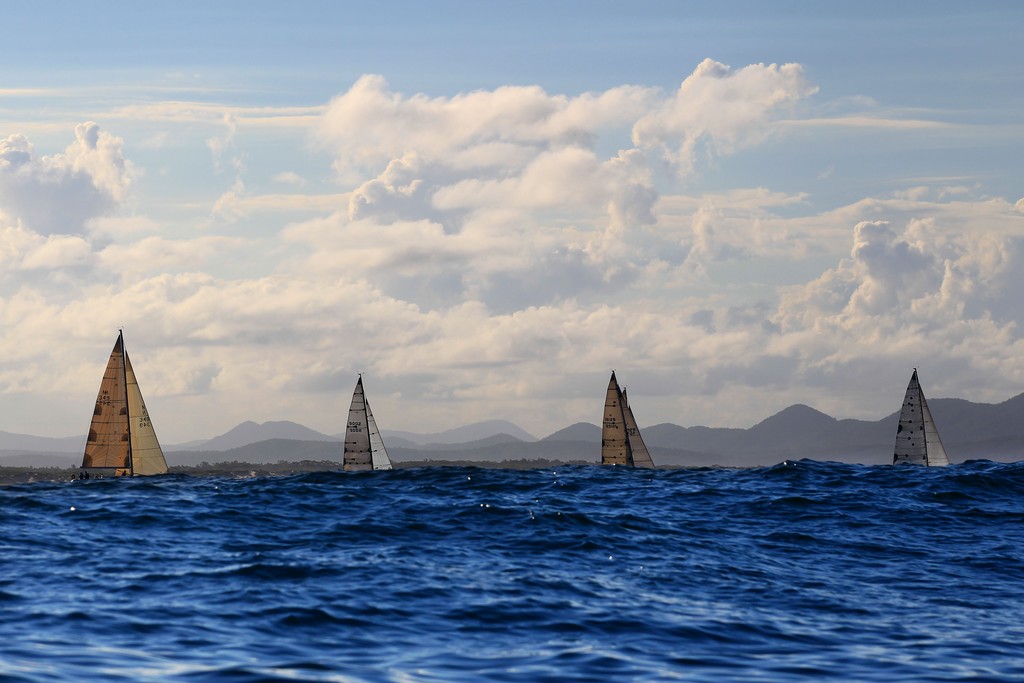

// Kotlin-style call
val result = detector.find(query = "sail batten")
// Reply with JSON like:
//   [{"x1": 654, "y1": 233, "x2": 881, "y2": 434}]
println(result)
[
  {"x1": 893, "y1": 369, "x2": 949, "y2": 467},
  {"x1": 343, "y1": 376, "x2": 393, "y2": 471}
]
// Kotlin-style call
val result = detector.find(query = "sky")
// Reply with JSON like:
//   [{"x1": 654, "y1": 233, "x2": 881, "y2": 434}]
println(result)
[{"x1": 2, "y1": 1, "x2": 1023, "y2": 443}]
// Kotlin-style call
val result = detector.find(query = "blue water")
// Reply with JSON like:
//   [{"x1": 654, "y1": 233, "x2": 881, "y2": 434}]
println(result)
[{"x1": 2, "y1": 460, "x2": 1024, "y2": 682}]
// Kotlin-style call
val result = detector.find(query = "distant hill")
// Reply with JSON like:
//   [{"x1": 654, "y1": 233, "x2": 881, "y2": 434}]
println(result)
[
  {"x1": 6, "y1": 393, "x2": 1024, "y2": 468},
  {"x1": 542, "y1": 422, "x2": 600, "y2": 442},
  {"x1": 380, "y1": 420, "x2": 537, "y2": 445},
  {"x1": 0, "y1": 431, "x2": 81, "y2": 453},
  {"x1": 0, "y1": 451, "x2": 78, "y2": 468},
  {"x1": 172, "y1": 420, "x2": 339, "y2": 452},
  {"x1": 169, "y1": 439, "x2": 342, "y2": 466}
]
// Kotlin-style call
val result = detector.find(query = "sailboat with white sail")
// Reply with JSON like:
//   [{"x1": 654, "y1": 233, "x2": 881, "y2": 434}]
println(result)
[
  {"x1": 893, "y1": 369, "x2": 950, "y2": 467},
  {"x1": 343, "y1": 375, "x2": 393, "y2": 471},
  {"x1": 80, "y1": 331, "x2": 168, "y2": 478},
  {"x1": 601, "y1": 371, "x2": 656, "y2": 468}
]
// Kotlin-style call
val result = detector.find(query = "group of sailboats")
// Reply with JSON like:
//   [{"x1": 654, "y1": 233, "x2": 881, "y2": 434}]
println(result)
[
  {"x1": 79, "y1": 332, "x2": 391, "y2": 478},
  {"x1": 598, "y1": 368, "x2": 951, "y2": 468},
  {"x1": 77, "y1": 332, "x2": 951, "y2": 477}
]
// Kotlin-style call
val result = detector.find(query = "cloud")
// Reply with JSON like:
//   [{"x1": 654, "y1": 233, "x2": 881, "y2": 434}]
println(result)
[
  {"x1": 632, "y1": 59, "x2": 817, "y2": 174},
  {"x1": 6, "y1": 63, "x2": 1024, "y2": 442},
  {"x1": 273, "y1": 171, "x2": 306, "y2": 187},
  {"x1": 107, "y1": 101, "x2": 324, "y2": 127},
  {"x1": 0, "y1": 224, "x2": 76, "y2": 274},
  {"x1": 316, "y1": 74, "x2": 658, "y2": 178},
  {"x1": 0, "y1": 123, "x2": 135, "y2": 235},
  {"x1": 95, "y1": 235, "x2": 252, "y2": 281}
]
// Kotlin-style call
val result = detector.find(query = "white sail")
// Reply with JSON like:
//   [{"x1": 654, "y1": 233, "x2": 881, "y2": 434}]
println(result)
[
  {"x1": 365, "y1": 397, "x2": 393, "y2": 470},
  {"x1": 893, "y1": 369, "x2": 949, "y2": 467},
  {"x1": 81, "y1": 331, "x2": 167, "y2": 476},
  {"x1": 920, "y1": 392, "x2": 949, "y2": 466},
  {"x1": 344, "y1": 376, "x2": 392, "y2": 471},
  {"x1": 601, "y1": 371, "x2": 630, "y2": 465},
  {"x1": 622, "y1": 390, "x2": 656, "y2": 469}
]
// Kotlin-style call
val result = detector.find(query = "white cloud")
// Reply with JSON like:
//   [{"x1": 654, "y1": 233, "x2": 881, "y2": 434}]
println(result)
[
  {"x1": 0, "y1": 123, "x2": 135, "y2": 235},
  {"x1": 632, "y1": 59, "x2": 817, "y2": 174},
  {"x1": 316, "y1": 74, "x2": 657, "y2": 179}
]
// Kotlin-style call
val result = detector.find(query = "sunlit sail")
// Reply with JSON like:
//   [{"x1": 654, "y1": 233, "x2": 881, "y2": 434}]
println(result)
[{"x1": 80, "y1": 331, "x2": 168, "y2": 478}]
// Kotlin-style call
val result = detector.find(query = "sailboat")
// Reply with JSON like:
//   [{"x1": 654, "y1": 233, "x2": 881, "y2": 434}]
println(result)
[
  {"x1": 893, "y1": 369, "x2": 950, "y2": 467},
  {"x1": 343, "y1": 375, "x2": 393, "y2": 471},
  {"x1": 601, "y1": 371, "x2": 656, "y2": 468},
  {"x1": 80, "y1": 331, "x2": 168, "y2": 478}
]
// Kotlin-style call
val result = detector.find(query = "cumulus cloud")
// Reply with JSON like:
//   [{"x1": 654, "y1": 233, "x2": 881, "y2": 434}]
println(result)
[
  {"x1": 316, "y1": 76, "x2": 663, "y2": 292},
  {"x1": 303, "y1": 62, "x2": 820, "y2": 312},
  {"x1": 0, "y1": 123, "x2": 135, "y2": 234},
  {"x1": 632, "y1": 59, "x2": 817, "y2": 174},
  {"x1": 316, "y1": 74, "x2": 657, "y2": 177}
]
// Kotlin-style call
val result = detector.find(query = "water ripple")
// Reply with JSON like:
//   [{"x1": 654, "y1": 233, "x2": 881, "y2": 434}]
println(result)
[{"x1": 2, "y1": 460, "x2": 1024, "y2": 681}]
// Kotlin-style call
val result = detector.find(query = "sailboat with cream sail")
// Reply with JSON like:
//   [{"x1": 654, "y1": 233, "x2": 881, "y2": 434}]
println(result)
[
  {"x1": 893, "y1": 369, "x2": 950, "y2": 467},
  {"x1": 80, "y1": 331, "x2": 168, "y2": 478},
  {"x1": 343, "y1": 375, "x2": 393, "y2": 471},
  {"x1": 601, "y1": 371, "x2": 656, "y2": 468}
]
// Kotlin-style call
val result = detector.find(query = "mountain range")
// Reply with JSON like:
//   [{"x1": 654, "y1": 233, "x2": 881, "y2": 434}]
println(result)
[{"x1": 4, "y1": 393, "x2": 1024, "y2": 468}]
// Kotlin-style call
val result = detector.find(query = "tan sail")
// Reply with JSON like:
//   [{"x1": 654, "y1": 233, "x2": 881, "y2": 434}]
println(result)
[
  {"x1": 82, "y1": 335, "x2": 131, "y2": 472},
  {"x1": 344, "y1": 376, "x2": 395, "y2": 471},
  {"x1": 601, "y1": 371, "x2": 631, "y2": 465},
  {"x1": 81, "y1": 332, "x2": 168, "y2": 476},
  {"x1": 622, "y1": 389, "x2": 656, "y2": 469},
  {"x1": 125, "y1": 352, "x2": 168, "y2": 475}
]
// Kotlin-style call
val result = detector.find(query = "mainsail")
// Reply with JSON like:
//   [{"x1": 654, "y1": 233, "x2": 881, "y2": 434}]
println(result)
[
  {"x1": 600, "y1": 371, "x2": 656, "y2": 468},
  {"x1": 893, "y1": 369, "x2": 950, "y2": 467},
  {"x1": 343, "y1": 376, "x2": 393, "y2": 471},
  {"x1": 81, "y1": 331, "x2": 168, "y2": 477}
]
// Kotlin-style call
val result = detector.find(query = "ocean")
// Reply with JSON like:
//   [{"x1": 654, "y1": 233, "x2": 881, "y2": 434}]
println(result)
[{"x1": 2, "y1": 460, "x2": 1023, "y2": 682}]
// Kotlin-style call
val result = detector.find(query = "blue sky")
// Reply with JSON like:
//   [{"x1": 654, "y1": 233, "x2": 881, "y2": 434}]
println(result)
[{"x1": 2, "y1": 2, "x2": 1023, "y2": 442}]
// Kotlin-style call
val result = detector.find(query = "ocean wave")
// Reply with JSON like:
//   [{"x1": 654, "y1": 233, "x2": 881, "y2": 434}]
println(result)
[{"x1": 3, "y1": 460, "x2": 1024, "y2": 681}]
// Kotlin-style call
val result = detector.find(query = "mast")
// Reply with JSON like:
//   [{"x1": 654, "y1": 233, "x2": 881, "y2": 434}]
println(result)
[{"x1": 121, "y1": 330, "x2": 133, "y2": 476}]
